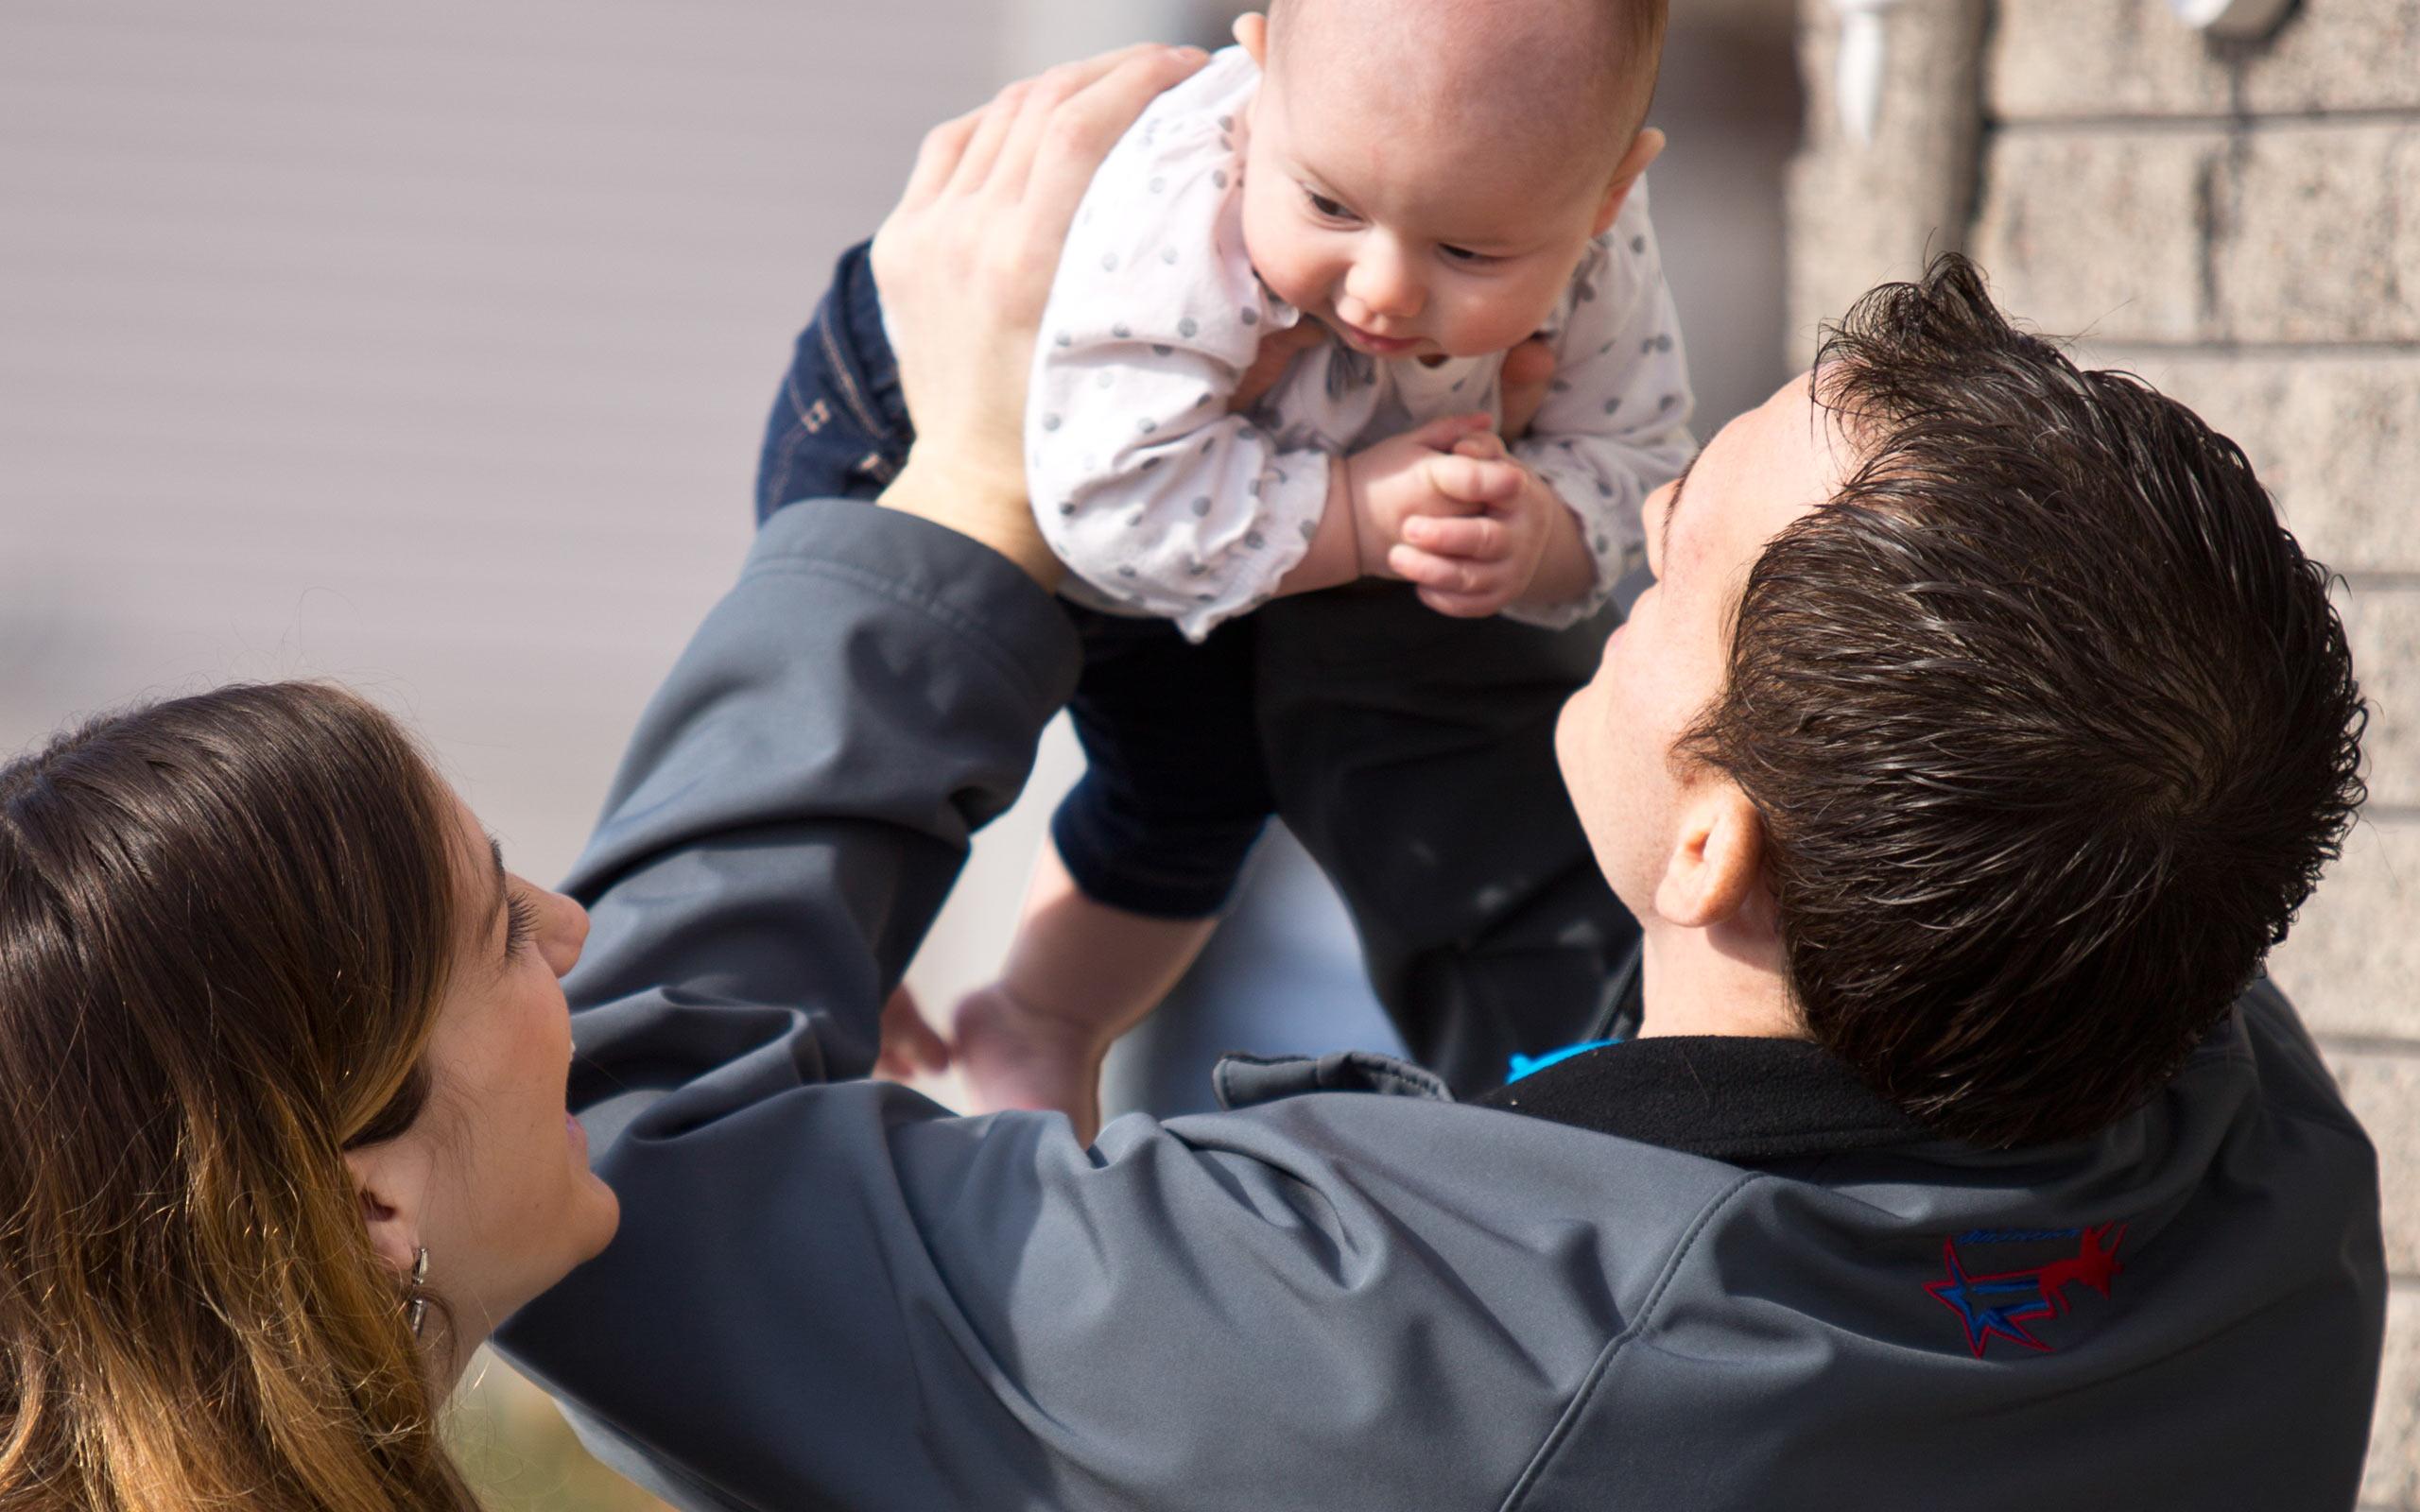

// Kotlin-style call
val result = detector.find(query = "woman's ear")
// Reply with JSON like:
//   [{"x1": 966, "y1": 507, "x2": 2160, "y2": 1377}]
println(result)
[
  {"x1": 1235, "y1": 11, "x2": 1269, "y2": 65},
  {"x1": 1592, "y1": 127, "x2": 1667, "y2": 237},
  {"x1": 342, "y1": 1138, "x2": 430, "y2": 1276},
  {"x1": 1651, "y1": 780, "x2": 1767, "y2": 932}
]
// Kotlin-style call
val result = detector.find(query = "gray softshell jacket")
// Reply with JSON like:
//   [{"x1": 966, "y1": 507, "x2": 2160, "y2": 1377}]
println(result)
[{"x1": 497, "y1": 501, "x2": 2386, "y2": 1512}]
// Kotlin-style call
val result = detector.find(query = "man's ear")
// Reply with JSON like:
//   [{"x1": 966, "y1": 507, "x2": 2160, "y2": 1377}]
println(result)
[
  {"x1": 342, "y1": 1138, "x2": 429, "y2": 1277},
  {"x1": 1591, "y1": 127, "x2": 1667, "y2": 237},
  {"x1": 1651, "y1": 779, "x2": 1766, "y2": 931},
  {"x1": 1235, "y1": 10, "x2": 1269, "y2": 65}
]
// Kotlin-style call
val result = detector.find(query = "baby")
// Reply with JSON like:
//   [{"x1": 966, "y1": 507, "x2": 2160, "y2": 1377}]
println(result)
[
  {"x1": 932, "y1": 0, "x2": 1692, "y2": 1138},
  {"x1": 765, "y1": 0, "x2": 1693, "y2": 1136}
]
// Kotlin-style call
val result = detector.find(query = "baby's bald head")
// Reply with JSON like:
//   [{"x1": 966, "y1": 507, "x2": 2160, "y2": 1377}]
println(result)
[{"x1": 1263, "y1": 0, "x2": 1666, "y2": 179}]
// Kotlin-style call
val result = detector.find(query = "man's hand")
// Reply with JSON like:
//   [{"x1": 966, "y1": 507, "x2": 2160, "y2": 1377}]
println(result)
[
  {"x1": 1497, "y1": 335, "x2": 1558, "y2": 439},
  {"x1": 1229, "y1": 322, "x2": 1330, "y2": 414},
  {"x1": 871, "y1": 44, "x2": 1208, "y2": 586}
]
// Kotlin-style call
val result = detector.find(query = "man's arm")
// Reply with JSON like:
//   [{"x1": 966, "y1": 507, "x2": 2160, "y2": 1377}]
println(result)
[{"x1": 496, "y1": 498, "x2": 1732, "y2": 1512}]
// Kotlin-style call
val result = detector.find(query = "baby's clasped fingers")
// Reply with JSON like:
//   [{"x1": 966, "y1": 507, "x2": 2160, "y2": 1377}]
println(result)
[
  {"x1": 1403, "y1": 512, "x2": 1511, "y2": 562},
  {"x1": 1388, "y1": 542, "x2": 1512, "y2": 617},
  {"x1": 1426, "y1": 452, "x2": 1526, "y2": 507}
]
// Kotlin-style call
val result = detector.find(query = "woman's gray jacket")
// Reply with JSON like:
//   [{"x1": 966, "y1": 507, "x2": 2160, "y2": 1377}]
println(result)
[{"x1": 496, "y1": 500, "x2": 2385, "y2": 1511}]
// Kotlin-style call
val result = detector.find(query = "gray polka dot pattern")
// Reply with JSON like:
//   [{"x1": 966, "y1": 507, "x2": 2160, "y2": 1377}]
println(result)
[
  {"x1": 1240, "y1": 308, "x2": 1258, "y2": 326},
  {"x1": 1191, "y1": 496, "x2": 1211, "y2": 516},
  {"x1": 1042, "y1": 414, "x2": 1061, "y2": 431},
  {"x1": 1179, "y1": 317, "x2": 1198, "y2": 337},
  {"x1": 1113, "y1": 322, "x2": 1131, "y2": 338}
]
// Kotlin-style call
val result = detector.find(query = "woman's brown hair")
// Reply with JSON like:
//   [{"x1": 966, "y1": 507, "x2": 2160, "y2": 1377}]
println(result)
[{"x1": 0, "y1": 682, "x2": 483, "y2": 1512}]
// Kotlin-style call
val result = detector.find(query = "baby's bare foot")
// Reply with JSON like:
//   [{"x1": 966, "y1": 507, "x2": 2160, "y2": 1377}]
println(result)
[{"x1": 950, "y1": 982, "x2": 1115, "y2": 1143}]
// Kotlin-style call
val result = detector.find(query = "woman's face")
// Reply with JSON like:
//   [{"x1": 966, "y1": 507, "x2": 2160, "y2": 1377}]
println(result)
[{"x1": 346, "y1": 793, "x2": 618, "y2": 1376}]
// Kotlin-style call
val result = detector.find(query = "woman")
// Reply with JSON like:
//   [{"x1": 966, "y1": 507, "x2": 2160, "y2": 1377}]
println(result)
[
  {"x1": 0, "y1": 681, "x2": 612, "y2": 1509},
  {"x1": 0, "y1": 46, "x2": 1201, "y2": 1511}
]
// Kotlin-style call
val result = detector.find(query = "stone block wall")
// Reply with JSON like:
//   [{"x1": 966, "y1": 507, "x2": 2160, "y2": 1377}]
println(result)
[{"x1": 1789, "y1": 0, "x2": 2420, "y2": 1501}]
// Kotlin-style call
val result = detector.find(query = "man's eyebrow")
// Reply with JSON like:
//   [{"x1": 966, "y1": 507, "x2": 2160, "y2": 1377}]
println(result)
[{"x1": 1660, "y1": 447, "x2": 1702, "y2": 567}]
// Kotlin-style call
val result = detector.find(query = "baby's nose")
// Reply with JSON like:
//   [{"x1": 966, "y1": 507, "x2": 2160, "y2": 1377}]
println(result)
[{"x1": 1343, "y1": 245, "x2": 1426, "y2": 322}]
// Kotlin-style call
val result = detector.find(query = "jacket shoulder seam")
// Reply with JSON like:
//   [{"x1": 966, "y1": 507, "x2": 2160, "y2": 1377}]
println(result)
[{"x1": 1495, "y1": 1169, "x2": 1764, "y2": 1512}]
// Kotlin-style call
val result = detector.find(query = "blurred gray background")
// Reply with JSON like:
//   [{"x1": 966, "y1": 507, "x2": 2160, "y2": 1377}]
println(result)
[
  {"x1": 0, "y1": 0, "x2": 1795, "y2": 1066},
  {"x1": 2, "y1": 2, "x2": 1795, "y2": 1504}
]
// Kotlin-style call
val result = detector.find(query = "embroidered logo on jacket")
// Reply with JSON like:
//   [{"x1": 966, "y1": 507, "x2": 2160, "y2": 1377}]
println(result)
[{"x1": 1925, "y1": 1223, "x2": 2126, "y2": 1357}]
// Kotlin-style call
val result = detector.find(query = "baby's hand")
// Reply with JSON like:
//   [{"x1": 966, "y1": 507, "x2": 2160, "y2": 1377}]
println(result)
[{"x1": 1343, "y1": 417, "x2": 1551, "y2": 617}]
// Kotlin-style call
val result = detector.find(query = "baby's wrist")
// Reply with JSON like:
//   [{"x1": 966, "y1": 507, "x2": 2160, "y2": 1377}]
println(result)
[{"x1": 1275, "y1": 456, "x2": 1365, "y2": 596}]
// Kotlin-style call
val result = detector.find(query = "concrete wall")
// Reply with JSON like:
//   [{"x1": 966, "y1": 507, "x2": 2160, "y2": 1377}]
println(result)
[{"x1": 1787, "y1": 0, "x2": 2420, "y2": 1500}]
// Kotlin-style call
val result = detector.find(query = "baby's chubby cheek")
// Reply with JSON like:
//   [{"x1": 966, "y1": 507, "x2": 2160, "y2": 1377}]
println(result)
[{"x1": 1236, "y1": 165, "x2": 1321, "y2": 315}]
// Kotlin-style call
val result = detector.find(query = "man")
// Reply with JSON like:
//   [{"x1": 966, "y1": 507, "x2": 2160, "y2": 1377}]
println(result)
[{"x1": 499, "y1": 49, "x2": 2382, "y2": 1511}]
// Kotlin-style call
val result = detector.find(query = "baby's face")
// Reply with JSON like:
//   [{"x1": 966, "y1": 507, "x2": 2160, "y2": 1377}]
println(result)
[{"x1": 1239, "y1": 48, "x2": 1625, "y2": 363}]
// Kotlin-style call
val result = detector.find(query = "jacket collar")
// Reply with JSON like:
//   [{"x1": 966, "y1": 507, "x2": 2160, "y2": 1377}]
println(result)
[
  {"x1": 1214, "y1": 940, "x2": 1932, "y2": 1163},
  {"x1": 1478, "y1": 1036, "x2": 1930, "y2": 1162}
]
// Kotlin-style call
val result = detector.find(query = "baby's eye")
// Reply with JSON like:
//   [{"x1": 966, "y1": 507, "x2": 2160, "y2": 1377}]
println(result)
[
  {"x1": 1438, "y1": 244, "x2": 1495, "y2": 266},
  {"x1": 1304, "y1": 189, "x2": 1353, "y2": 221}
]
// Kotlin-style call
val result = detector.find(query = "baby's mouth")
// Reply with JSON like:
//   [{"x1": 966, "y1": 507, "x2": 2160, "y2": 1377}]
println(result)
[{"x1": 1331, "y1": 317, "x2": 1419, "y2": 356}]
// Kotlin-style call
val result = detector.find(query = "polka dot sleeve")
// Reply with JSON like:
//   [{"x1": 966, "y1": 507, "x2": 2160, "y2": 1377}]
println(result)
[{"x1": 1025, "y1": 46, "x2": 1332, "y2": 641}]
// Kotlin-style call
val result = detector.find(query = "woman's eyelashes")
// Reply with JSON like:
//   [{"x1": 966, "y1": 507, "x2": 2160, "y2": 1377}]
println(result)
[{"x1": 504, "y1": 888, "x2": 541, "y2": 957}]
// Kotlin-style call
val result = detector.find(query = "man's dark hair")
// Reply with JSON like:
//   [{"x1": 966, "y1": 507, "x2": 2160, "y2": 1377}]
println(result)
[{"x1": 1685, "y1": 255, "x2": 2365, "y2": 1148}]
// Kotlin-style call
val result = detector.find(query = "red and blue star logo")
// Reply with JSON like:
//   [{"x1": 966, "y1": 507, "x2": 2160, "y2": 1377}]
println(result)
[{"x1": 1925, "y1": 1223, "x2": 2126, "y2": 1357}]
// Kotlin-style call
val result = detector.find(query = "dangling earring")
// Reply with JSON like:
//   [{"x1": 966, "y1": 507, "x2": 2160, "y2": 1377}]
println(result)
[{"x1": 406, "y1": 1246, "x2": 430, "y2": 1338}]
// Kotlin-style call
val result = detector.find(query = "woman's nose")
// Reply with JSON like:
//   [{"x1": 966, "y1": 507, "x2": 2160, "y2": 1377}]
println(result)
[{"x1": 539, "y1": 888, "x2": 589, "y2": 978}]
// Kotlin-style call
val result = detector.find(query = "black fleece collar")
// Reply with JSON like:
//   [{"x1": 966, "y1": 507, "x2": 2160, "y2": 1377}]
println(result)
[
  {"x1": 1213, "y1": 937, "x2": 1931, "y2": 1164},
  {"x1": 1478, "y1": 1036, "x2": 1930, "y2": 1162}
]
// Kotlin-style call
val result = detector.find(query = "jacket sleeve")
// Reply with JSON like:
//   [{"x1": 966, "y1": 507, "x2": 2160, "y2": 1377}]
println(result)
[{"x1": 492, "y1": 498, "x2": 1700, "y2": 1512}]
